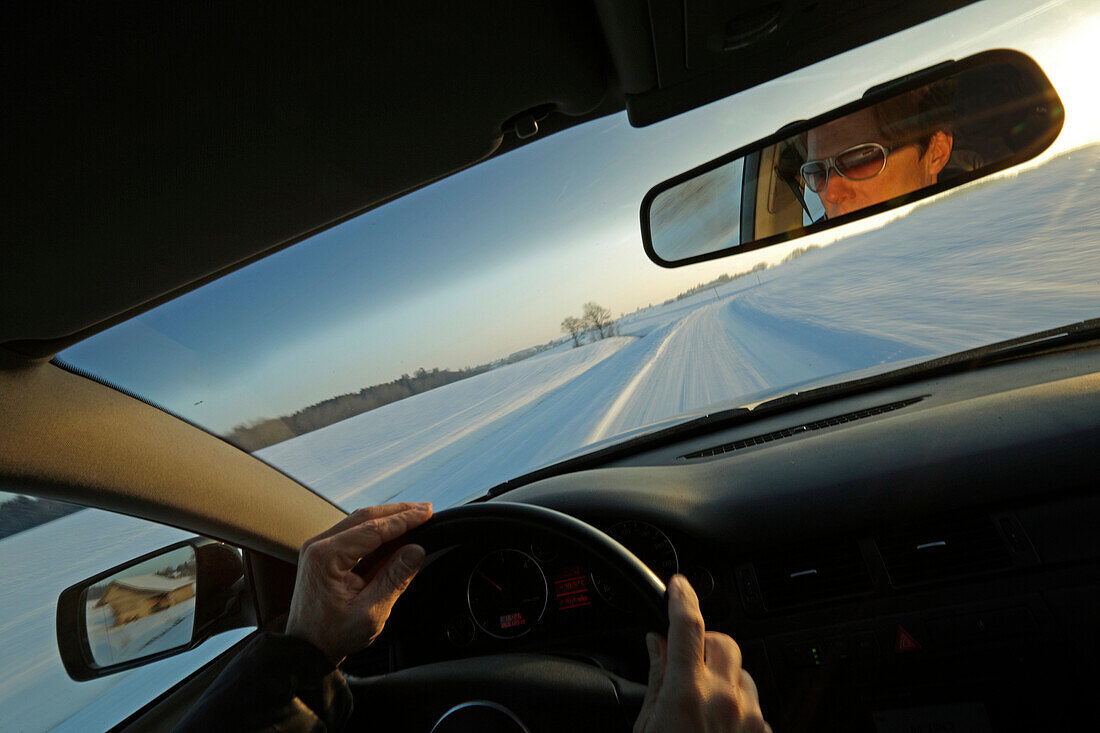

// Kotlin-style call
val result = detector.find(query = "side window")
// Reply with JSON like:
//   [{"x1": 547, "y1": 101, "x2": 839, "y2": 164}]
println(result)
[{"x1": 0, "y1": 493, "x2": 256, "y2": 732}]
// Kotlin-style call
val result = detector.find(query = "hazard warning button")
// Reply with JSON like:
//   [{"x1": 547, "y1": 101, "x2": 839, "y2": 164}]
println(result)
[{"x1": 894, "y1": 625, "x2": 922, "y2": 653}]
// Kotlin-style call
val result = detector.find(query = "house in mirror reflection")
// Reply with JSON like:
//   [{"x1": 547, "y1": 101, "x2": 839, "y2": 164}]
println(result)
[{"x1": 94, "y1": 574, "x2": 195, "y2": 627}]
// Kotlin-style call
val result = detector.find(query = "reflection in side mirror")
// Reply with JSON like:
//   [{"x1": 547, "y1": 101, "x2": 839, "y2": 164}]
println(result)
[
  {"x1": 84, "y1": 545, "x2": 197, "y2": 667},
  {"x1": 642, "y1": 49, "x2": 1064, "y2": 267},
  {"x1": 57, "y1": 538, "x2": 253, "y2": 681}
]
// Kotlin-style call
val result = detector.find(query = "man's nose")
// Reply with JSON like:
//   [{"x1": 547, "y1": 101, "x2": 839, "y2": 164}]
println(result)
[{"x1": 822, "y1": 169, "x2": 853, "y2": 203}]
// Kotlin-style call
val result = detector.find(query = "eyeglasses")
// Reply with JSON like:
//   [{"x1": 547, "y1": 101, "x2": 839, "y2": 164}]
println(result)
[{"x1": 799, "y1": 143, "x2": 895, "y2": 193}]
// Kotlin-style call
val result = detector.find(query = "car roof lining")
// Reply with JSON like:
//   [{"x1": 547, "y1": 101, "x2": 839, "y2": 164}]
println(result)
[{"x1": 2, "y1": 1, "x2": 977, "y2": 358}]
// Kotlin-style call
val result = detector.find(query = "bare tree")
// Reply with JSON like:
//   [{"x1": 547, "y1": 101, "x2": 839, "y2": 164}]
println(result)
[
  {"x1": 583, "y1": 301, "x2": 613, "y2": 340},
  {"x1": 561, "y1": 316, "x2": 585, "y2": 347}
]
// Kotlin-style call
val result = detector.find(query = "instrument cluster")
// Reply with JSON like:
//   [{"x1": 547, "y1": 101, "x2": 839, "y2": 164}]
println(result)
[
  {"x1": 357, "y1": 516, "x2": 728, "y2": 675},
  {"x1": 456, "y1": 520, "x2": 684, "y2": 642}
]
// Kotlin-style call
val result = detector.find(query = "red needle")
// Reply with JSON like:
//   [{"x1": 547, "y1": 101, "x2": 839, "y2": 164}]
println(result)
[{"x1": 477, "y1": 570, "x2": 503, "y2": 591}]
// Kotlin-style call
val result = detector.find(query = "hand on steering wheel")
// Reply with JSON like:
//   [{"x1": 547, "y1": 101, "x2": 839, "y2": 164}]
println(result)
[
  {"x1": 283, "y1": 502, "x2": 771, "y2": 732},
  {"x1": 285, "y1": 502, "x2": 433, "y2": 664},
  {"x1": 636, "y1": 575, "x2": 772, "y2": 733}
]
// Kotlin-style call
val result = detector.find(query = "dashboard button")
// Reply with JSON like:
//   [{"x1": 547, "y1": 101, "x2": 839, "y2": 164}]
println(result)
[
  {"x1": 445, "y1": 616, "x2": 476, "y2": 647},
  {"x1": 927, "y1": 607, "x2": 1035, "y2": 646},
  {"x1": 894, "y1": 624, "x2": 922, "y2": 653},
  {"x1": 736, "y1": 565, "x2": 761, "y2": 608},
  {"x1": 787, "y1": 641, "x2": 825, "y2": 669},
  {"x1": 852, "y1": 631, "x2": 878, "y2": 662},
  {"x1": 684, "y1": 566, "x2": 716, "y2": 599}
]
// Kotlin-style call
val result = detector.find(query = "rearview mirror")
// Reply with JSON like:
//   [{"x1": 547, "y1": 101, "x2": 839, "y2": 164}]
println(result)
[
  {"x1": 642, "y1": 49, "x2": 1064, "y2": 267},
  {"x1": 56, "y1": 537, "x2": 254, "y2": 680}
]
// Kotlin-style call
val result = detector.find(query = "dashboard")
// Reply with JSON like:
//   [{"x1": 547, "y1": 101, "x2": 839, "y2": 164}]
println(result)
[{"x1": 346, "y1": 341, "x2": 1100, "y2": 732}]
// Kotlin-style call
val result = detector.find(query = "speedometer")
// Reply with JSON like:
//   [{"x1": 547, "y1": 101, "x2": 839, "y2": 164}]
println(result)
[
  {"x1": 467, "y1": 549, "x2": 548, "y2": 639},
  {"x1": 592, "y1": 520, "x2": 679, "y2": 610}
]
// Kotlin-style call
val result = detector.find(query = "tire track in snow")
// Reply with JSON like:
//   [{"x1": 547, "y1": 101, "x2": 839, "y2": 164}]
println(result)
[
  {"x1": 586, "y1": 300, "x2": 772, "y2": 441},
  {"x1": 367, "y1": 327, "x2": 685, "y2": 507},
  {"x1": 586, "y1": 317, "x2": 690, "y2": 444}
]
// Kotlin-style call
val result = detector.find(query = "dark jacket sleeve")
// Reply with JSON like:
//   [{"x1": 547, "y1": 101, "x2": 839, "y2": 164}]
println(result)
[{"x1": 174, "y1": 632, "x2": 353, "y2": 732}]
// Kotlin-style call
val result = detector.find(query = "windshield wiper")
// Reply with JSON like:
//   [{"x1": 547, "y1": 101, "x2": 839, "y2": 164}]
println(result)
[{"x1": 480, "y1": 318, "x2": 1100, "y2": 500}]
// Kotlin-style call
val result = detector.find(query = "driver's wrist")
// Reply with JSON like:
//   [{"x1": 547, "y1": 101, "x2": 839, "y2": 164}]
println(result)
[{"x1": 284, "y1": 622, "x2": 344, "y2": 666}]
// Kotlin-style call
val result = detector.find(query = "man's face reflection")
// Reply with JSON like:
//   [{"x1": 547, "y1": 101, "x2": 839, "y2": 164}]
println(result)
[{"x1": 806, "y1": 107, "x2": 952, "y2": 219}]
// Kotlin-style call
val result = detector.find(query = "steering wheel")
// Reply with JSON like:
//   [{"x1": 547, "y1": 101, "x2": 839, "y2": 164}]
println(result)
[{"x1": 346, "y1": 502, "x2": 670, "y2": 732}]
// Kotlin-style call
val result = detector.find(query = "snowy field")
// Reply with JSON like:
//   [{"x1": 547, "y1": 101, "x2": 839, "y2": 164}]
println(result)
[
  {"x1": 262, "y1": 145, "x2": 1100, "y2": 510},
  {"x1": 2, "y1": 144, "x2": 1098, "y2": 730}
]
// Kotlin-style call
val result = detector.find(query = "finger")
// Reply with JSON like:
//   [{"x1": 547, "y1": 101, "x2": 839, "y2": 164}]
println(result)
[
  {"x1": 738, "y1": 706, "x2": 772, "y2": 733},
  {"x1": 329, "y1": 504, "x2": 433, "y2": 571},
  {"x1": 356, "y1": 543, "x2": 426, "y2": 625},
  {"x1": 739, "y1": 668, "x2": 765, "y2": 716},
  {"x1": 645, "y1": 632, "x2": 666, "y2": 691},
  {"x1": 665, "y1": 575, "x2": 706, "y2": 681},
  {"x1": 635, "y1": 633, "x2": 666, "y2": 729},
  {"x1": 307, "y1": 503, "x2": 430, "y2": 546},
  {"x1": 739, "y1": 668, "x2": 759, "y2": 703},
  {"x1": 703, "y1": 631, "x2": 742, "y2": 682},
  {"x1": 738, "y1": 669, "x2": 771, "y2": 732}
]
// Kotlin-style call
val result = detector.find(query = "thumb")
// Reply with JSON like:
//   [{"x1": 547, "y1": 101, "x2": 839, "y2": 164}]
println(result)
[
  {"x1": 358, "y1": 544, "x2": 425, "y2": 624},
  {"x1": 635, "y1": 632, "x2": 666, "y2": 730}
]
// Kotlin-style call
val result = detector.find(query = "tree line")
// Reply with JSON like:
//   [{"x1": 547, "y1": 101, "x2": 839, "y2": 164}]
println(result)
[
  {"x1": 0, "y1": 495, "x2": 85, "y2": 541},
  {"x1": 225, "y1": 366, "x2": 491, "y2": 452},
  {"x1": 656, "y1": 247, "x2": 820, "y2": 307}
]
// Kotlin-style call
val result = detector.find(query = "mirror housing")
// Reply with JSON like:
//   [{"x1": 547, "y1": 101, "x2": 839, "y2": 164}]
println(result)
[
  {"x1": 642, "y1": 49, "x2": 1064, "y2": 267},
  {"x1": 56, "y1": 537, "x2": 254, "y2": 681}
]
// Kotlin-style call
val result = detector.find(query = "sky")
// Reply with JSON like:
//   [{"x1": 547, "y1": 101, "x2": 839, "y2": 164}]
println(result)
[{"x1": 56, "y1": 0, "x2": 1100, "y2": 435}]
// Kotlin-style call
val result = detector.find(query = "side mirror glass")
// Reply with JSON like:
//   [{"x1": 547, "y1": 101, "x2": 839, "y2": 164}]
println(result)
[
  {"x1": 57, "y1": 538, "x2": 253, "y2": 680},
  {"x1": 642, "y1": 49, "x2": 1064, "y2": 267},
  {"x1": 84, "y1": 545, "x2": 198, "y2": 667}
]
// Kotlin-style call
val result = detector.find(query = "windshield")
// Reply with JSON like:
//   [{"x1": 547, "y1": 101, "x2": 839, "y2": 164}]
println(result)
[{"x1": 56, "y1": 0, "x2": 1100, "y2": 511}]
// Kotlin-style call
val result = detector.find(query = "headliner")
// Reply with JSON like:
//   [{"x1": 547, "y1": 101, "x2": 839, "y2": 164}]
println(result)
[{"x1": 1, "y1": 1, "x2": 975, "y2": 357}]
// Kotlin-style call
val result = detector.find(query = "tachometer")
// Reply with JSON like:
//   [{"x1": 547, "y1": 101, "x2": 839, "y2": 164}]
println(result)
[
  {"x1": 592, "y1": 520, "x2": 679, "y2": 610},
  {"x1": 467, "y1": 549, "x2": 548, "y2": 639}
]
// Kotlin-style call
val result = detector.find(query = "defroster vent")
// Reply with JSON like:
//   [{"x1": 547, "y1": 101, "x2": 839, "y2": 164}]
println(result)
[{"x1": 680, "y1": 396, "x2": 926, "y2": 460}]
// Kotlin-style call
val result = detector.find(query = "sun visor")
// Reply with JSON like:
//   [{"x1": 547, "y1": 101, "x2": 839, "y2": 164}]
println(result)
[{"x1": 624, "y1": 0, "x2": 980, "y2": 126}]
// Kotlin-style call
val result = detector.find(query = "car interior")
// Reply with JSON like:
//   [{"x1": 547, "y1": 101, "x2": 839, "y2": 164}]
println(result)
[{"x1": 2, "y1": 2, "x2": 1098, "y2": 731}]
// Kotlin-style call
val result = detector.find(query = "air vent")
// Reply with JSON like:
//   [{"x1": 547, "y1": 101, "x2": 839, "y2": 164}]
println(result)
[
  {"x1": 680, "y1": 396, "x2": 926, "y2": 460},
  {"x1": 877, "y1": 515, "x2": 1012, "y2": 587},
  {"x1": 753, "y1": 540, "x2": 873, "y2": 611}
]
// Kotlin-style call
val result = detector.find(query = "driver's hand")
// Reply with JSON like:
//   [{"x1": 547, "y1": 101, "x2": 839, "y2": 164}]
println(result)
[
  {"x1": 636, "y1": 575, "x2": 772, "y2": 733},
  {"x1": 285, "y1": 502, "x2": 433, "y2": 664}
]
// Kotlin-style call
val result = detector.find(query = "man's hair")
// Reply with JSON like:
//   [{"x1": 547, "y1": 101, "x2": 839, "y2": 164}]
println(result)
[
  {"x1": 871, "y1": 78, "x2": 957, "y2": 156},
  {"x1": 776, "y1": 77, "x2": 957, "y2": 181}
]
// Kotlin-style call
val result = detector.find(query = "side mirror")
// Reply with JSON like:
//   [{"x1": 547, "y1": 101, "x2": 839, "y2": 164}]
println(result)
[
  {"x1": 642, "y1": 49, "x2": 1064, "y2": 267},
  {"x1": 56, "y1": 537, "x2": 255, "y2": 681}
]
